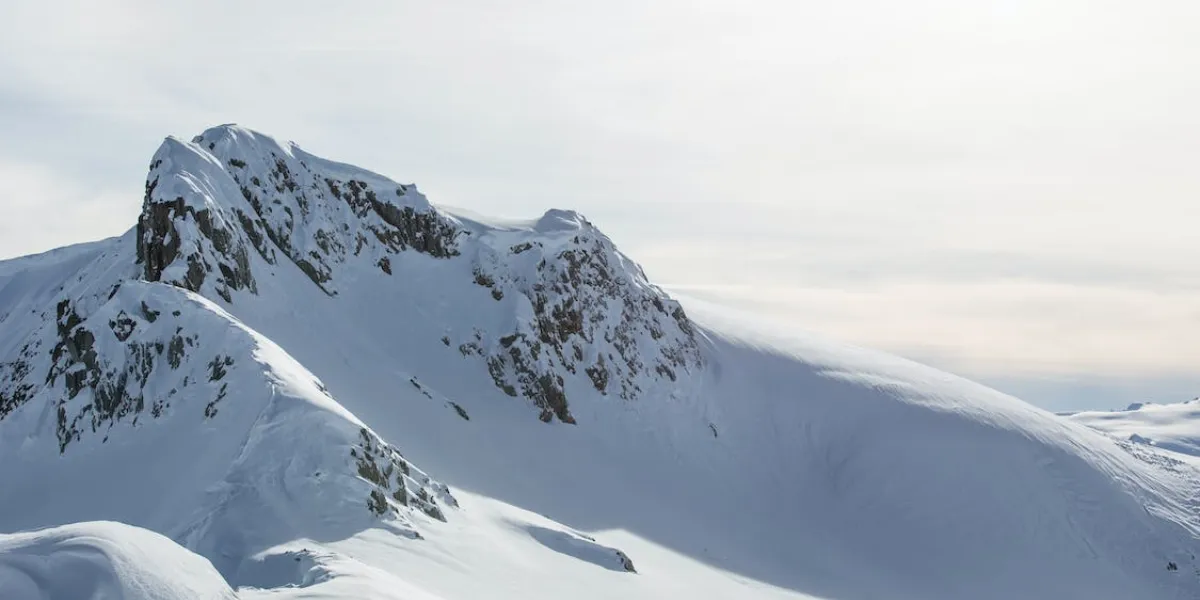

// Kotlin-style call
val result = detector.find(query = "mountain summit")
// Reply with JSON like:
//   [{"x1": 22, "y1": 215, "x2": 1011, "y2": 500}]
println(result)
[
  {"x1": 1, "y1": 126, "x2": 1198, "y2": 600},
  {"x1": 136, "y1": 124, "x2": 701, "y2": 423}
]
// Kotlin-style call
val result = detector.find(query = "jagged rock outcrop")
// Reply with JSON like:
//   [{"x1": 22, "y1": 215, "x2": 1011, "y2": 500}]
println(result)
[
  {"x1": 0, "y1": 347, "x2": 36, "y2": 421},
  {"x1": 352, "y1": 426, "x2": 457, "y2": 521},
  {"x1": 462, "y1": 211, "x2": 703, "y2": 422},
  {"x1": 136, "y1": 126, "x2": 460, "y2": 299}
]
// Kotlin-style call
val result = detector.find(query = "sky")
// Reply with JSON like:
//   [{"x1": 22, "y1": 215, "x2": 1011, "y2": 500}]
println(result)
[{"x1": 1, "y1": 0, "x2": 1197, "y2": 412}]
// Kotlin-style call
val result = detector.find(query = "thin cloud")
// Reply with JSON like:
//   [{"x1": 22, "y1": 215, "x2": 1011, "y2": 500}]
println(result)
[{"x1": 665, "y1": 279, "x2": 1200, "y2": 379}]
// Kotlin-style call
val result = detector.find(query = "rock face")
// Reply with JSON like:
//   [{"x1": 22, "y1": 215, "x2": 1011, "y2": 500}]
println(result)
[
  {"x1": 136, "y1": 126, "x2": 460, "y2": 300},
  {"x1": 464, "y1": 212, "x2": 703, "y2": 423},
  {"x1": 132, "y1": 125, "x2": 703, "y2": 423}
]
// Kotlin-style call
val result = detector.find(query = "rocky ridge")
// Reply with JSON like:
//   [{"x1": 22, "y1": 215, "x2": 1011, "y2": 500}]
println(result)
[{"x1": 134, "y1": 125, "x2": 703, "y2": 423}]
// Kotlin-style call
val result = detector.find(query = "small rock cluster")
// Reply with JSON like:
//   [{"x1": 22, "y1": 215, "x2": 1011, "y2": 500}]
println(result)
[{"x1": 350, "y1": 427, "x2": 457, "y2": 521}]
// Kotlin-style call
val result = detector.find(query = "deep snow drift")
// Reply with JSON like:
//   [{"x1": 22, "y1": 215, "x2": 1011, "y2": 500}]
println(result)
[
  {"x1": 1, "y1": 125, "x2": 1198, "y2": 599},
  {"x1": 0, "y1": 521, "x2": 235, "y2": 600}
]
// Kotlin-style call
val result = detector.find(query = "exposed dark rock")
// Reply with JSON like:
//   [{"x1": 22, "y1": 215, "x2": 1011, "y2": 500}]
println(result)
[
  {"x1": 109, "y1": 311, "x2": 137, "y2": 342},
  {"x1": 468, "y1": 230, "x2": 702, "y2": 423},
  {"x1": 392, "y1": 478, "x2": 408, "y2": 505},
  {"x1": 235, "y1": 210, "x2": 274, "y2": 265},
  {"x1": 655, "y1": 363, "x2": 677, "y2": 382},
  {"x1": 55, "y1": 299, "x2": 82, "y2": 338},
  {"x1": 352, "y1": 427, "x2": 453, "y2": 521},
  {"x1": 183, "y1": 255, "x2": 206, "y2": 292},
  {"x1": 486, "y1": 356, "x2": 517, "y2": 397},
  {"x1": 294, "y1": 257, "x2": 334, "y2": 295},
  {"x1": 616, "y1": 550, "x2": 637, "y2": 573},
  {"x1": 0, "y1": 346, "x2": 37, "y2": 420},
  {"x1": 44, "y1": 313, "x2": 168, "y2": 453},
  {"x1": 367, "y1": 198, "x2": 459, "y2": 258},
  {"x1": 137, "y1": 183, "x2": 261, "y2": 303},
  {"x1": 208, "y1": 355, "x2": 233, "y2": 382},
  {"x1": 586, "y1": 357, "x2": 609, "y2": 394},
  {"x1": 167, "y1": 334, "x2": 186, "y2": 369},
  {"x1": 409, "y1": 377, "x2": 433, "y2": 399},
  {"x1": 473, "y1": 270, "x2": 496, "y2": 287},
  {"x1": 136, "y1": 185, "x2": 181, "y2": 281},
  {"x1": 204, "y1": 383, "x2": 228, "y2": 419},
  {"x1": 367, "y1": 490, "x2": 389, "y2": 516},
  {"x1": 140, "y1": 301, "x2": 160, "y2": 323}
]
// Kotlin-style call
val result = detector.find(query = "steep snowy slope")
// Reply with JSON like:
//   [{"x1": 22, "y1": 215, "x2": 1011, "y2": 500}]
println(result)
[
  {"x1": 2, "y1": 124, "x2": 1199, "y2": 599},
  {"x1": 1069, "y1": 398, "x2": 1200, "y2": 457},
  {"x1": 0, "y1": 521, "x2": 235, "y2": 600},
  {"x1": 0, "y1": 270, "x2": 459, "y2": 590}
]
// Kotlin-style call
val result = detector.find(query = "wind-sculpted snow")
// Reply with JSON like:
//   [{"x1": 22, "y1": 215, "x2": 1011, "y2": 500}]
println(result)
[
  {"x1": 525, "y1": 525, "x2": 637, "y2": 573},
  {"x1": 0, "y1": 521, "x2": 236, "y2": 600}
]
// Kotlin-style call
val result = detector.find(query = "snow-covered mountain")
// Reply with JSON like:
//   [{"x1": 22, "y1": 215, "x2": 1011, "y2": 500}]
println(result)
[
  {"x1": 1068, "y1": 398, "x2": 1200, "y2": 458},
  {"x1": 2, "y1": 125, "x2": 1198, "y2": 599}
]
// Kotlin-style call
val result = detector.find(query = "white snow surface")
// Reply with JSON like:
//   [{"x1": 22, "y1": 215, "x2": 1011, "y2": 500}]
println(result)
[
  {"x1": 0, "y1": 521, "x2": 235, "y2": 600},
  {"x1": 1, "y1": 125, "x2": 1198, "y2": 599}
]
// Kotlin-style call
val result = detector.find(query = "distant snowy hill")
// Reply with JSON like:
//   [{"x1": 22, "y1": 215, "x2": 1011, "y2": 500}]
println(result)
[
  {"x1": 1069, "y1": 398, "x2": 1200, "y2": 458},
  {"x1": 1, "y1": 125, "x2": 1198, "y2": 599}
]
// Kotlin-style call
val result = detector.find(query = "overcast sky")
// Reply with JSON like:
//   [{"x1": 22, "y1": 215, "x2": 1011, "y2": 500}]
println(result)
[{"x1": 2, "y1": 0, "x2": 1197, "y2": 411}]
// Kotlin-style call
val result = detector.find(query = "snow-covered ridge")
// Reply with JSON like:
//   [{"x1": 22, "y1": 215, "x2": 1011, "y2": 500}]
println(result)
[
  {"x1": 0, "y1": 279, "x2": 457, "y2": 583},
  {"x1": 135, "y1": 124, "x2": 702, "y2": 422},
  {"x1": 137, "y1": 125, "x2": 457, "y2": 300}
]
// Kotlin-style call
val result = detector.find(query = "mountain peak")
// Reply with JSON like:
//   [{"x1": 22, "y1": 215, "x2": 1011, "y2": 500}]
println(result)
[
  {"x1": 534, "y1": 208, "x2": 590, "y2": 233},
  {"x1": 137, "y1": 125, "x2": 457, "y2": 299},
  {"x1": 188, "y1": 123, "x2": 301, "y2": 164},
  {"x1": 192, "y1": 123, "x2": 273, "y2": 147},
  {"x1": 133, "y1": 124, "x2": 702, "y2": 423}
]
